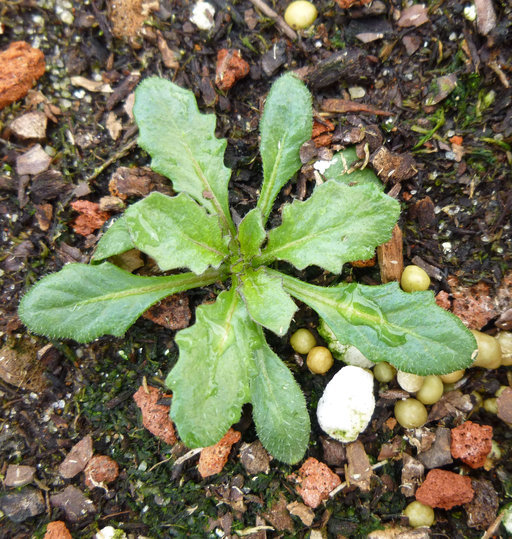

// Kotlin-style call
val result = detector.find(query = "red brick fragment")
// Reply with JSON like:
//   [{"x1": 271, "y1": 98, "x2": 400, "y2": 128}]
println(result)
[
  {"x1": 44, "y1": 521, "x2": 72, "y2": 539},
  {"x1": 415, "y1": 469, "x2": 474, "y2": 509},
  {"x1": 435, "y1": 290, "x2": 451, "y2": 310},
  {"x1": 294, "y1": 457, "x2": 341, "y2": 509},
  {"x1": 215, "y1": 49, "x2": 249, "y2": 92},
  {"x1": 70, "y1": 200, "x2": 110, "y2": 236},
  {"x1": 133, "y1": 385, "x2": 177, "y2": 445},
  {"x1": 0, "y1": 42, "x2": 45, "y2": 110},
  {"x1": 198, "y1": 428, "x2": 241, "y2": 478},
  {"x1": 448, "y1": 276, "x2": 497, "y2": 329},
  {"x1": 84, "y1": 455, "x2": 119, "y2": 489},
  {"x1": 450, "y1": 421, "x2": 493, "y2": 469}
]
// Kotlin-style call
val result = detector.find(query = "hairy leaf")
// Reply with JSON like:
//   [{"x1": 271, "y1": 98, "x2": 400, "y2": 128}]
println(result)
[
  {"x1": 18, "y1": 263, "x2": 222, "y2": 342},
  {"x1": 92, "y1": 217, "x2": 135, "y2": 262},
  {"x1": 323, "y1": 148, "x2": 383, "y2": 189},
  {"x1": 238, "y1": 208, "x2": 266, "y2": 259},
  {"x1": 239, "y1": 268, "x2": 297, "y2": 336},
  {"x1": 166, "y1": 286, "x2": 256, "y2": 447},
  {"x1": 280, "y1": 273, "x2": 477, "y2": 375},
  {"x1": 124, "y1": 192, "x2": 230, "y2": 274},
  {"x1": 134, "y1": 77, "x2": 235, "y2": 235},
  {"x1": 258, "y1": 73, "x2": 312, "y2": 222},
  {"x1": 250, "y1": 326, "x2": 310, "y2": 464},
  {"x1": 258, "y1": 182, "x2": 400, "y2": 274}
]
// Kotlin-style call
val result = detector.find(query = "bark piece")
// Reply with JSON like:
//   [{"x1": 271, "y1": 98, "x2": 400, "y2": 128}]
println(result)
[
  {"x1": 370, "y1": 147, "x2": 417, "y2": 183},
  {"x1": 10, "y1": 111, "x2": 47, "y2": 140},
  {"x1": 133, "y1": 385, "x2": 177, "y2": 444},
  {"x1": 286, "y1": 501, "x2": 315, "y2": 526},
  {"x1": 35, "y1": 203, "x2": 53, "y2": 231},
  {"x1": 44, "y1": 521, "x2": 72, "y2": 539},
  {"x1": 377, "y1": 224, "x2": 403, "y2": 283},
  {"x1": 415, "y1": 469, "x2": 474, "y2": 509},
  {"x1": 215, "y1": 49, "x2": 250, "y2": 92},
  {"x1": 417, "y1": 427, "x2": 453, "y2": 469},
  {"x1": 198, "y1": 428, "x2": 241, "y2": 478},
  {"x1": 109, "y1": 166, "x2": 171, "y2": 199},
  {"x1": 346, "y1": 440, "x2": 372, "y2": 492},
  {"x1": 71, "y1": 200, "x2": 110, "y2": 236},
  {"x1": 16, "y1": 144, "x2": 52, "y2": 176},
  {"x1": 294, "y1": 457, "x2": 341, "y2": 508},
  {"x1": 30, "y1": 170, "x2": 71, "y2": 203},
  {"x1": 59, "y1": 435, "x2": 94, "y2": 479},
  {"x1": 0, "y1": 488, "x2": 45, "y2": 523},
  {"x1": 450, "y1": 421, "x2": 493, "y2": 469},
  {"x1": 4, "y1": 464, "x2": 36, "y2": 487},
  {"x1": 497, "y1": 387, "x2": 512, "y2": 424},
  {"x1": 408, "y1": 196, "x2": 436, "y2": 229},
  {"x1": 0, "y1": 42, "x2": 45, "y2": 110},
  {"x1": 84, "y1": 455, "x2": 119, "y2": 489},
  {"x1": 156, "y1": 30, "x2": 179, "y2": 69},
  {"x1": 397, "y1": 4, "x2": 429, "y2": 28},
  {"x1": 263, "y1": 492, "x2": 294, "y2": 533},
  {"x1": 428, "y1": 390, "x2": 473, "y2": 422},
  {"x1": 322, "y1": 98, "x2": 392, "y2": 116},
  {"x1": 464, "y1": 478, "x2": 499, "y2": 530},
  {"x1": 400, "y1": 453, "x2": 424, "y2": 497},
  {"x1": 239, "y1": 440, "x2": 271, "y2": 475},
  {"x1": 50, "y1": 485, "x2": 96, "y2": 522},
  {"x1": 320, "y1": 436, "x2": 346, "y2": 467},
  {"x1": 142, "y1": 293, "x2": 191, "y2": 330}
]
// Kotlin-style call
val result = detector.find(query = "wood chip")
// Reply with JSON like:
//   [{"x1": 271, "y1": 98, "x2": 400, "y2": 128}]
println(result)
[
  {"x1": 322, "y1": 98, "x2": 393, "y2": 116},
  {"x1": 346, "y1": 440, "x2": 373, "y2": 492},
  {"x1": 377, "y1": 224, "x2": 403, "y2": 283}
]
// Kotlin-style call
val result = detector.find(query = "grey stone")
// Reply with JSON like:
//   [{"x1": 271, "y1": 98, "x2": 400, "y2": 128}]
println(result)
[
  {"x1": 16, "y1": 144, "x2": 52, "y2": 176},
  {"x1": 59, "y1": 434, "x2": 93, "y2": 479},
  {"x1": 51, "y1": 485, "x2": 96, "y2": 522},
  {"x1": 418, "y1": 427, "x2": 453, "y2": 469},
  {"x1": 0, "y1": 488, "x2": 45, "y2": 523},
  {"x1": 4, "y1": 464, "x2": 36, "y2": 487}
]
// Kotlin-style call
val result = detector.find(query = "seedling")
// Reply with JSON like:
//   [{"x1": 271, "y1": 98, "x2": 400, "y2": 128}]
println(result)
[{"x1": 19, "y1": 74, "x2": 476, "y2": 464}]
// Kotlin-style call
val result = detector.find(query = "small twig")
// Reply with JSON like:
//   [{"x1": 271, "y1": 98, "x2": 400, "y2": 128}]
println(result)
[
  {"x1": 481, "y1": 509, "x2": 505, "y2": 539},
  {"x1": 85, "y1": 137, "x2": 137, "y2": 184},
  {"x1": 172, "y1": 447, "x2": 203, "y2": 469},
  {"x1": 248, "y1": 0, "x2": 297, "y2": 41}
]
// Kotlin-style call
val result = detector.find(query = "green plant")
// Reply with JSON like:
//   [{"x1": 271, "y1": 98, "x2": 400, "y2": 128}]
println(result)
[{"x1": 19, "y1": 74, "x2": 476, "y2": 464}]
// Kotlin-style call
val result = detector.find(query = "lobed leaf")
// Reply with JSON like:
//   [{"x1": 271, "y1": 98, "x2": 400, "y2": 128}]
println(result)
[
  {"x1": 133, "y1": 77, "x2": 235, "y2": 235},
  {"x1": 124, "y1": 192, "x2": 230, "y2": 274},
  {"x1": 238, "y1": 208, "x2": 266, "y2": 260},
  {"x1": 280, "y1": 273, "x2": 477, "y2": 375},
  {"x1": 257, "y1": 73, "x2": 312, "y2": 223},
  {"x1": 166, "y1": 286, "x2": 256, "y2": 448},
  {"x1": 18, "y1": 263, "x2": 222, "y2": 343},
  {"x1": 250, "y1": 326, "x2": 310, "y2": 464},
  {"x1": 323, "y1": 148, "x2": 383, "y2": 189},
  {"x1": 92, "y1": 217, "x2": 135, "y2": 263},
  {"x1": 258, "y1": 182, "x2": 400, "y2": 274},
  {"x1": 239, "y1": 268, "x2": 297, "y2": 336}
]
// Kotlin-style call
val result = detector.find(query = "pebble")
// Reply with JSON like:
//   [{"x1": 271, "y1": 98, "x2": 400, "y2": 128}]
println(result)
[
  {"x1": 59, "y1": 434, "x2": 94, "y2": 479},
  {"x1": 450, "y1": 421, "x2": 493, "y2": 469},
  {"x1": 50, "y1": 485, "x2": 96, "y2": 522},
  {"x1": 16, "y1": 144, "x2": 52, "y2": 176},
  {"x1": 0, "y1": 488, "x2": 45, "y2": 523},
  {"x1": 417, "y1": 427, "x2": 453, "y2": 469},
  {"x1": 415, "y1": 469, "x2": 474, "y2": 509},
  {"x1": 10, "y1": 111, "x2": 47, "y2": 140},
  {"x1": 4, "y1": 464, "x2": 36, "y2": 487}
]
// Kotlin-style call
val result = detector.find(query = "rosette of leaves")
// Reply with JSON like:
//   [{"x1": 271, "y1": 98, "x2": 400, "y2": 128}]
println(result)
[{"x1": 19, "y1": 74, "x2": 476, "y2": 464}]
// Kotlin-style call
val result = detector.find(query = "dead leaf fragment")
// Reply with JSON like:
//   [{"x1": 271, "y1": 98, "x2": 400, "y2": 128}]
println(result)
[
  {"x1": 142, "y1": 293, "x2": 191, "y2": 330},
  {"x1": 198, "y1": 428, "x2": 241, "y2": 478},
  {"x1": 263, "y1": 493, "x2": 294, "y2": 533},
  {"x1": 10, "y1": 111, "x2": 47, "y2": 140},
  {"x1": 70, "y1": 200, "x2": 110, "y2": 236},
  {"x1": 106, "y1": 111, "x2": 123, "y2": 140},
  {"x1": 133, "y1": 385, "x2": 177, "y2": 444}
]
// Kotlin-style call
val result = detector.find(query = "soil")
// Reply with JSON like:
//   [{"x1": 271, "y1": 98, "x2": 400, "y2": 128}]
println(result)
[{"x1": 1, "y1": 0, "x2": 511, "y2": 538}]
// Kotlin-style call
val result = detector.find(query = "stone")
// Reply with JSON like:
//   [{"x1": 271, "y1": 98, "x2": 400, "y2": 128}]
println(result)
[
  {"x1": 417, "y1": 427, "x2": 453, "y2": 469},
  {"x1": 84, "y1": 455, "x2": 119, "y2": 489},
  {"x1": 450, "y1": 421, "x2": 493, "y2": 469},
  {"x1": 133, "y1": 385, "x2": 177, "y2": 445},
  {"x1": 198, "y1": 428, "x2": 241, "y2": 478},
  {"x1": 497, "y1": 387, "x2": 512, "y2": 424},
  {"x1": 44, "y1": 521, "x2": 72, "y2": 539},
  {"x1": 239, "y1": 440, "x2": 271, "y2": 475},
  {"x1": 50, "y1": 485, "x2": 96, "y2": 522},
  {"x1": 59, "y1": 435, "x2": 94, "y2": 479},
  {"x1": 415, "y1": 469, "x2": 474, "y2": 510},
  {"x1": 294, "y1": 457, "x2": 341, "y2": 509},
  {"x1": 0, "y1": 42, "x2": 45, "y2": 110},
  {"x1": 0, "y1": 488, "x2": 45, "y2": 523},
  {"x1": 16, "y1": 144, "x2": 52, "y2": 176},
  {"x1": 10, "y1": 111, "x2": 47, "y2": 140},
  {"x1": 215, "y1": 49, "x2": 250, "y2": 92},
  {"x1": 4, "y1": 464, "x2": 36, "y2": 487}
]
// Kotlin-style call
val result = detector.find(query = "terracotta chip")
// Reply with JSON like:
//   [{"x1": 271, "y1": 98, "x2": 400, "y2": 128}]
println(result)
[
  {"x1": 133, "y1": 385, "x2": 177, "y2": 445},
  {"x1": 450, "y1": 421, "x2": 493, "y2": 469},
  {"x1": 415, "y1": 469, "x2": 474, "y2": 510},
  {"x1": 294, "y1": 457, "x2": 341, "y2": 509},
  {"x1": 198, "y1": 428, "x2": 241, "y2": 478}
]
